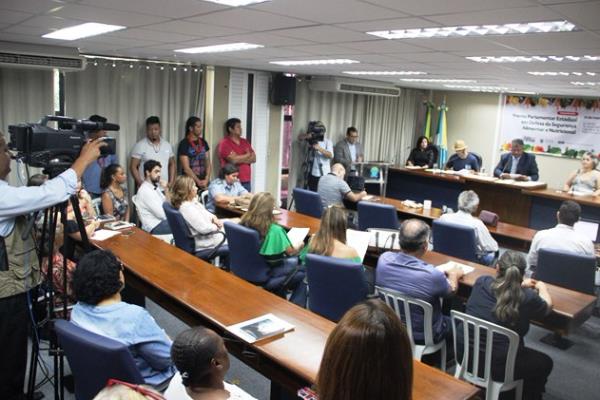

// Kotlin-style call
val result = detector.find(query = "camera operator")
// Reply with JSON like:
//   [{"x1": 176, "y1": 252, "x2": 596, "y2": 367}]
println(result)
[
  {"x1": 0, "y1": 131, "x2": 105, "y2": 400},
  {"x1": 298, "y1": 121, "x2": 333, "y2": 192}
]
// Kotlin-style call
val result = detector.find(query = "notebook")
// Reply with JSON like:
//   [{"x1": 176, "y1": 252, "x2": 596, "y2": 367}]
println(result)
[
  {"x1": 436, "y1": 261, "x2": 474, "y2": 275},
  {"x1": 227, "y1": 314, "x2": 294, "y2": 343}
]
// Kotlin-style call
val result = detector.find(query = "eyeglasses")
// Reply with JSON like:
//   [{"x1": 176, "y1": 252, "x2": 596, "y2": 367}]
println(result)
[{"x1": 105, "y1": 379, "x2": 165, "y2": 400}]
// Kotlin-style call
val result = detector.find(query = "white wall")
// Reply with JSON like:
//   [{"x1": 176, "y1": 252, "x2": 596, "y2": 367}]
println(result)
[{"x1": 432, "y1": 90, "x2": 581, "y2": 189}]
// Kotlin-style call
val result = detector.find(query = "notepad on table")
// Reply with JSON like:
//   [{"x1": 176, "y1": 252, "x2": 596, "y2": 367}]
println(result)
[
  {"x1": 91, "y1": 229, "x2": 122, "y2": 241},
  {"x1": 436, "y1": 261, "x2": 474, "y2": 275},
  {"x1": 227, "y1": 313, "x2": 294, "y2": 343},
  {"x1": 287, "y1": 227, "x2": 309, "y2": 246}
]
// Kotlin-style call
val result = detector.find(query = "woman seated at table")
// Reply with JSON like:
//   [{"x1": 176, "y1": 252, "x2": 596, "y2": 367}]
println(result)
[
  {"x1": 461, "y1": 251, "x2": 553, "y2": 400},
  {"x1": 316, "y1": 299, "x2": 413, "y2": 400},
  {"x1": 240, "y1": 192, "x2": 306, "y2": 305},
  {"x1": 563, "y1": 152, "x2": 600, "y2": 196},
  {"x1": 170, "y1": 176, "x2": 226, "y2": 253},
  {"x1": 101, "y1": 163, "x2": 130, "y2": 221},
  {"x1": 300, "y1": 205, "x2": 360, "y2": 264},
  {"x1": 406, "y1": 136, "x2": 435, "y2": 168}
]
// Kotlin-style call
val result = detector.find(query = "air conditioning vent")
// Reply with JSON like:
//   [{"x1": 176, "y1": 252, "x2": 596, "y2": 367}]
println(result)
[
  {"x1": 339, "y1": 83, "x2": 401, "y2": 96},
  {"x1": 309, "y1": 76, "x2": 401, "y2": 97},
  {"x1": 0, "y1": 41, "x2": 86, "y2": 71}
]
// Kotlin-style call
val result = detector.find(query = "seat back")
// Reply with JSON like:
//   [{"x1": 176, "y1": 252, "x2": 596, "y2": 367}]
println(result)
[
  {"x1": 357, "y1": 201, "x2": 399, "y2": 231},
  {"x1": 91, "y1": 197, "x2": 102, "y2": 216},
  {"x1": 376, "y1": 286, "x2": 436, "y2": 350},
  {"x1": 432, "y1": 220, "x2": 478, "y2": 262},
  {"x1": 471, "y1": 152, "x2": 483, "y2": 169},
  {"x1": 223, "y1": 221, "x2": 270, "y2": 283},
  {"x1": 293, "y1": 187, "x2": 322, "y2": 218},
  {"x1": 536, "y1": 248, "x2": 596, "y2": 294},
  {"x1": 162, "y1": 202, "x2": 195, "y2": 254},
  {"x1": 199, "y1": 190, "x2": 209, "y2": 206},
  {"x1": 130, "y1": 195, "x2": 144, "y2": 229},
  {"x1": 305, "y1": 254, "x2": 368, "y2": 321},
  {"x1": 54, "y1": 319, "x2": 143, "y2": 400},
  {"x1": 450, "y1": 310, "x2": 521, "y2": 396}
]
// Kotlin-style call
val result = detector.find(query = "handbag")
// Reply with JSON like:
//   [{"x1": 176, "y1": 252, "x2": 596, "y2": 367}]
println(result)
[{"x1": 479, "y1": 210, "x2": 499, "y2": 227}]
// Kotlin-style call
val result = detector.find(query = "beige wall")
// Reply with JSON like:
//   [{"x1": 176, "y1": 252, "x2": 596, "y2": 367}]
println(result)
[
  {"x1": 267, "y1": 104, "x2": 284, "y2": 202},
  {"x1": 431, "y1": 90, "x2": 581, "y2": 189}
]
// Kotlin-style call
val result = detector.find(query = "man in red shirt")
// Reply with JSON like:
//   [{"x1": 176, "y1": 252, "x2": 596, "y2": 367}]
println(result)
[{"x1": 218, "y1": 118, "x2": 256, "y2": 191}]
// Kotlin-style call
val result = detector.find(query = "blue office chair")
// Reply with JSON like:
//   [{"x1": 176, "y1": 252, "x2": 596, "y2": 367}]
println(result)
[
  {"x1": 536, "y1": 248, "x2": 596, "y2": 295},
  {"x1": 470, "y1": 152, "x2": 483, "y2": 170},
  {"x1": 305, "y1": 254, "x2": 369, "y2": 321},
  {"x1": 162, "y1": 202, "x2": 228, "y2": 263},
  {"x1": 54, "y1": 319, "x2": 144, "y2": 400},
  {"x1": 432, "y1": 220, "x2": 478, "y2": 263},
  {"x1": 293, "y1": 187, "x2": 322, "y2": 218},
  {"x1": 357, "y1": 201, "x2": 400, "y2": 231},
  {"x1": 223, "y1": 221, "x2": 304, "y2": 299}
]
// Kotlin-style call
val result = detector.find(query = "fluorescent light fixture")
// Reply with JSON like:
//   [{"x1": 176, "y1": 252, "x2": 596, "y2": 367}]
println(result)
[
  {"x1": 202, "y1": 0, "x2": 269, "y2": 6},
  {"x1": 367, "y1": 20, "x2": 575, "y2": 39},
  {"x1": 467, "y1": 55, "x2": 600, "y2": 63},
  {"x1": 42, "y1": 22, "x2": 126, "y2": 40},
  {"x1": 269, "y1": 59, "x2": 359, "y2": 66},
  {"x1": 444, "y1": 84, "x2": 512, "y2": 92},
  {"x1": 175, "y1": 43, "x2": 263, "y2": 54},
  {"x1": 528, "y1": 71, "x2": 596, "y2": 76},
  {"x1": 342, "y1": 71, "x2": 426, "y2": 76},
  {"x1": 401, "y1": 78, "x2": 476, "y2": 83},
  {"x1": 571, "y1": 81, "x2": 599, "y2": 86}
]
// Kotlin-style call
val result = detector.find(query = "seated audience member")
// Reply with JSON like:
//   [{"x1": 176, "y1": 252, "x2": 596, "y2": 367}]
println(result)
[
  {"x1": 94, "y1": 380, "x2": 165, "y2": 400},
  {"x1": 206, "y1": 164, "x2": 251, "y2": 213},
  {"x1": 178, "y1": 116, "x2": 211, "y2": 191},
  {"x1": 445, "y1": 140, "x2": 480, "y2": 172},
  {"x1": 165, "y1": 327, "x2": 257, "y2": 400},
  {"x1": 376, "y1": 219, "x2": 464, "y2": 343},
  {"x1": 317, "y1": 163, "x2": 367, "y2": 208},
  {"x1": 463, "y1": 251, "x2": 553, "y2": 400},
  {"x1": 438, "y1": 190, "x2": 498, "y2": 265},
  {"x1": 494, "y1": 138, "x2": 539, "y2": 181},
  {"x1": 316, "y1": 299, "x2": 413, "y2": 400},
  {"x1": 527, "y1": 200, "x2": 594, "y2": 275},
  {"x1": 170, "y1": 176, "x2": 225, "y2": 253},
  {"x1": 239, "y1": 192, "x2": 306, "y2": 305},
  {"x1": 67, "y1": 179, "x2": 97, "y2": 220},
  {"x1": 71, "y1": 250, "x2": 176, "y2": 387},
  {"x1": 563, "y1": 151, "x2": 600, "y2": 196},
  {"x1": 136, "y1": 160, "x2": 171, "y2": 234},
  {"x1": 101, "y1": 163, "x2": 129, "y2": 221},
  {"x1": 406, "y1": 136, "x2": 435, "y2": 168},
  {"x1": 300, "y1": 205, "x2": 360, "y2": 264}
]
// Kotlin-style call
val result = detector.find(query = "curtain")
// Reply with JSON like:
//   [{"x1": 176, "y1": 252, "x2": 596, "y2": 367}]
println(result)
[
  {"x1": 289, "y1": 80, "x2": 423, "y2": 194},
  {"x1": 64, "y1": 61, "x2": 202, "y2": 189},
  {"x1": 0, "y1": 67, "x2": 54, "y2": 185}
]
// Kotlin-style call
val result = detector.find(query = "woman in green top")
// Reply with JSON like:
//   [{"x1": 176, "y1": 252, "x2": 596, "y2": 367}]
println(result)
[
  {"x1": 240, "y1": 192, "x2": 306, "y2": 306},
  {"x1": 300, "y1": 205, "x2": 362, "y2": 264}
]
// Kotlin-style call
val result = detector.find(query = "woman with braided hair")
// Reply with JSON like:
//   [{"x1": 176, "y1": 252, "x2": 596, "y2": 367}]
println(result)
[
  {"x1": 164, "y1": 326, "x2": 257, "y2": 400},
  {"x1": 462, "y1": 251, "x2": 554, "y2": 400}
]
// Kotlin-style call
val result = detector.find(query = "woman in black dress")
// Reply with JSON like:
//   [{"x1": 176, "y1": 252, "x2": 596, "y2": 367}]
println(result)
[{"x1": 406, "y1": 136, "x2": 435, "y2": 167}]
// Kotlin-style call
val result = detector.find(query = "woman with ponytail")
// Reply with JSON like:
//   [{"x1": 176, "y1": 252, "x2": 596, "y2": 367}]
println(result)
[
  {"x1": 165, "y1": 326, "x2": 257, "y2": 400},
  {"x1": 464, "y1": 251, "x2": 554, "y2": 400}
]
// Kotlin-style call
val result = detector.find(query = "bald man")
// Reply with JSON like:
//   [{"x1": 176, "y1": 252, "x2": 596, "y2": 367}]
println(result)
[{"x1": 317, "y1": 163, "x2": 367, "y2": 208}]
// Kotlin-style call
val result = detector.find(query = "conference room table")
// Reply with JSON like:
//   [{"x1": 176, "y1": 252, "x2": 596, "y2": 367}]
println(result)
[
  {"x1": 384, "y1": 166, "x2": 600, "y2": 229},
  {"x1": 92, "y1": 228, "x2": 481, "y2": 400}
]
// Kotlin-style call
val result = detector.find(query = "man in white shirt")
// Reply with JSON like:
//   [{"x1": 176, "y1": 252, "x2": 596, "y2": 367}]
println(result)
[
  {"x1": 527, "y1": 200, "x2": 595, "y2": 275},
  {"x1": 130, "y1": 116, "x2": 176, "y2": 188},
  {"x1": 135, "y1": 160, "x2": 171, "y2": 234},
  {"x1": 439, "y1": 190, "x2": 499, "y2": 265}
]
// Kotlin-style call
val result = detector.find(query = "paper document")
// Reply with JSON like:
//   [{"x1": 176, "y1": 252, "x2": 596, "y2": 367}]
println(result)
[
  {"x1": 363, "y1": 195, "x2": 375, "y2": 201},
  {"x1": 287, "y1": 227, "x2": 309, "y2": 246},
  {"x1": 227, "y1": 313, "x2": 294, "y2": 343},
  {"x1": 367, "y1": 229, "x2": 401, "y2": 251},
  {"x1": 406, "y1": 165, "x2": 426, "y2": 170},
  {"x1": 91, "y1": 229, "x2": 121, "y2": 241},
  {"x1": 513, "y1": 181, "x2": 546, "y2": 188},
  {"x1": 495, "y1": 179, "x2": 516, "y2": 185},
  {"x1": 345, "y1": 229, "x2": 372, "y2": 262},
  {"x1": 436, "y1": 261, "x2": 474, "y2": 275}
]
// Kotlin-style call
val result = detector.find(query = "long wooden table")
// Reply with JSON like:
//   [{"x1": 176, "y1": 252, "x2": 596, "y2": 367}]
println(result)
[
  {"x1": 523, "y1": 188, "x2": 600, "y2": 230},
  {"x1": 93, "y1": 228, "x2": 480, "y2": 400}
]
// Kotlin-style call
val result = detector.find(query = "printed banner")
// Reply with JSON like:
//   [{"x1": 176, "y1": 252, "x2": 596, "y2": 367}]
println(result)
[{"x1": 500, "y1": 95, "x2": 600, "y2": 158}]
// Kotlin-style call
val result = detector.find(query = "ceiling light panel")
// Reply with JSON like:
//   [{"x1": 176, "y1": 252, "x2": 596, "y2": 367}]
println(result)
[
  {"x1": 270, "y1": 59, "x2": 359, "y2": 66},
  {"x1": 42, "y1": 22, "x2": 126, "y2": 40},
  {"x1": 367, "y1": 20, "x2": 575, "y2": 40},
  {"x1": 343, "y1": 71, "x2": 426, "y2": 76},
  {"x1": 175, "y1": 43, "x2": 263, "y2": 54},
  {"x1": 467, "y1": 55, "x2": 600, "y2": 63},
  {"x1": 401, "y1": 78, "x2": 477, "y2": 83},
  {"x1": 202, "y1": 0, "x2": 270, "y2": 6},
  {"x1": 444, "y1": 84, "x2": 512, "y2": 92},
  {"x1": 571, "y1": 82, "x2": 599, "y2": 86},
  {"x1": 528, "y1": 71, "x2": 596, "y2": 76}
]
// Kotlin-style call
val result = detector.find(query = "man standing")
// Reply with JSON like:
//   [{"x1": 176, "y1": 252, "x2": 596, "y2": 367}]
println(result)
[
  {"x1": 81, "y1": 114, "x2": 118, "y2": 198},
  {"x1": 494, "y1": 138, "x2": 539, "y2": 181},
  {"x1": 376, "y1": 219, "x2": 464, "y2": 344},
  {"x1": 0, "y1": 132, "x2": 104, "y2": 400},
  {"x1": 135, "y1": 160, "x2": 171, "y2": 235},
  {"x1": 334, "y1": 127, "x2": 363, "y2": 175},
  {"x1": 317, "y1": 163, "x2": 367, "y2": 209},
  {"x1": 130, "y1": 116, "x2": 176, "y2": 188},
  {"x1": 218, "y1": 118, "x2": 255, "y2": 192},
  {"x1": 445, "y1": 140, "x2": 480, "y2": 172},
  {"x1": 178, "y1": 116, "x2": 211, "y2": 191}
]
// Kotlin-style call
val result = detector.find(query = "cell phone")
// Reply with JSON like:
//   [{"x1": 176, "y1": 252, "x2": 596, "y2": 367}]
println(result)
[{"x1": 297, "y1": 387, "x2": 318, "y2": 399}]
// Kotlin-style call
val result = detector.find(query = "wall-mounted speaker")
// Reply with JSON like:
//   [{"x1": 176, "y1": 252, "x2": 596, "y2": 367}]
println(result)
[{"x1": 270, "y1": 73, "x2": 296, "y2": 105}]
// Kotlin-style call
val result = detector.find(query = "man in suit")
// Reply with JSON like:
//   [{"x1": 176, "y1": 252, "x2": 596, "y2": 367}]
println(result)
[
  {"x1": 333, "y1": 127, "x2": 363, "y2": 175},
  {"x1": 494, "y1": 138, "x2": 539, "y2": 181}
]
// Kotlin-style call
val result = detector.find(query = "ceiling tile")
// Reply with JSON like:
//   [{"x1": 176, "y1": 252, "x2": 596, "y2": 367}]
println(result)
[
  {"x1": 407, "y1": 37, "x2": 513, "y2": 52},
  {"x1": 549, "y1": 2, "x2": 600, "y2": 30},
  {"x1": 489, "y1": 31, "x2": 600, "y2": 52},
  {"x1": 17, "y1": 15, "x2": 85, "y2": 30},
  {"x1": 337, "y1": 17, "x2": 439, "y2": 32},
  {"x1": 273, "y1": 25, "x2": 376, "y2": 44},
  {"x1": 338, "y1": 39, "x2": 431, "y2": 53},
  {"x1": 234, "y1": 47, "x2": 314, "y2": 60},
  {"x1": 145, "y1": 20, "x2": 248, "y2": 37},
  {"x1": 186, "y1": 9, "x2": 314, "y2": 31},
  {"x1": 284, "y1": 44, "x2": 368, "y2": 56},
  {"x1": 361, "y1": 0, "x2": 539, "y2": 16},
  {"x1": 78, "y1": 0, "x2": 227, "y2": 19},
  {"x1": 50, "y1": 3, "x2": 170, "y2": 27},
  {"x1": 0, "y1": 9, "x2": 34, "y2": 24},
  {"x1": 108, "y1": 28, "x2": 201, "y2": 43},
  {"x1": 213, "y1": 32, "x2": 314, "y2": 47},
  {"x1": 0, "y1": 0, "x2": 72, "y2": 14},
  {"x1": 425, "y1": 6, "x2": 564, "y2": 25}
]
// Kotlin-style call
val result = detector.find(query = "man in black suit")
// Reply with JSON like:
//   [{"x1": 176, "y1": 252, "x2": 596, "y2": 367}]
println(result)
[{"x1": 494, "y1": 138, "x2": 539, "y2": 181}]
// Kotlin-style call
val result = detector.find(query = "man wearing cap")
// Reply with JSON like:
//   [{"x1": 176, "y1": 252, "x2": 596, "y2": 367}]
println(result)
[{"x1": 445, "y1": 140, "x2": 480, "y2": 172}]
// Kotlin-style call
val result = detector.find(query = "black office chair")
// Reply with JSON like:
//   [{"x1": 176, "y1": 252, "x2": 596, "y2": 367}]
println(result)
[
  {"x1": 470, "y1": 152, "x2": 483, "y2": 171},
  {"x1": 432, "y1": 220, "x2": 478, "y2": 263},
  {"x1": 536, "y1": 248, "x2": 596, "y2": 294}
]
